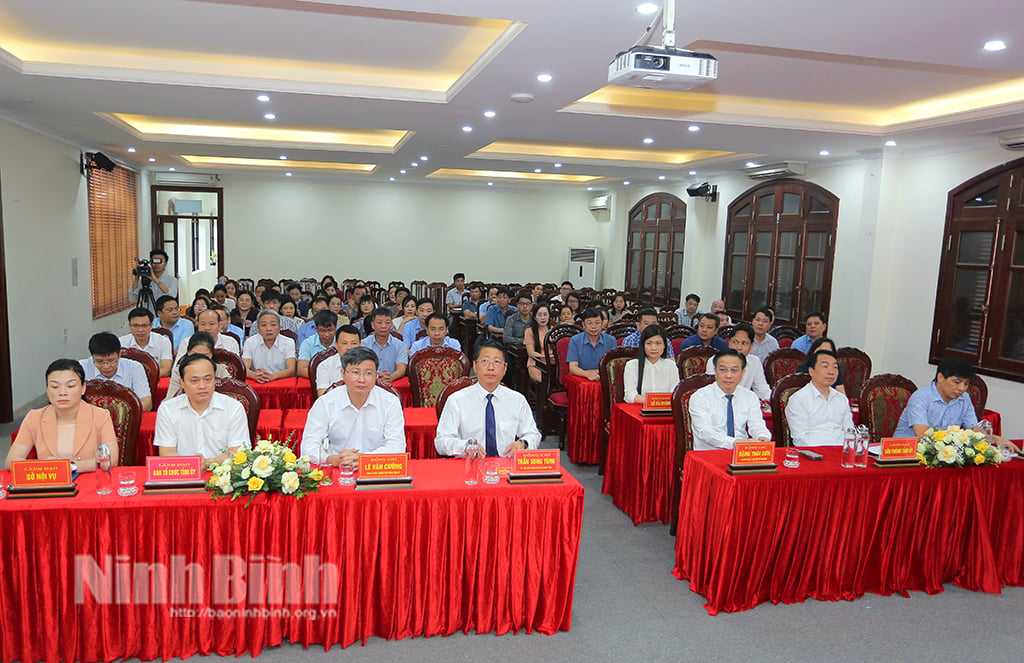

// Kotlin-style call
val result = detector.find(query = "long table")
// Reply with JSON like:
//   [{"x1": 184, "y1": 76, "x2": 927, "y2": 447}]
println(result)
[
  {"x1": 601, "y1": 403, "x2": 675, "y2": 525},
  {"x1": 0, "y1": 460, "x2": 585, "y2": 663},
  {"x1": 673, "y1": 447, "x2": 1024, "y2": 614}
]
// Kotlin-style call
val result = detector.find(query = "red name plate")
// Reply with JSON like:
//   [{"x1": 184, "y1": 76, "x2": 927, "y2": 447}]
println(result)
[
  {"x1": 880, "y1": 438, "x2": 919, "y2": 460},
  {"x1": 359, "y1": 453, "x2": 409, "y2": 479},
  {"x1": 146, "y1": 456, "x2": 204, "y2": 482},
  {"x1": 512, "y1": 449, "x2": 560, "y2": 474},
  {"x1": 643, "y1": 393, "x2": 672, "y2": 410},
  {"x1": 732, "y1": 441, "x2": 776, "y2": 466},
  {"x1": 11, "y1": 459, "x2": 73, "y2": 487}
]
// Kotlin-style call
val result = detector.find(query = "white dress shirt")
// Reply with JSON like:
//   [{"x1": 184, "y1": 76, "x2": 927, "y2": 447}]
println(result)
[
  {"x1": 315, "y1": 354, "x2": 342, "y2": 392},
  {"x1": 689, "y1": 383, "x2": 771, "y2": 451},
  {"x1": 119, "y1": 332, "x2": 173, "y2": 364},
  {"x1": 80, "y1": 357, "x2": 151, "y2": 399},
  {"x1": 435, "y1": 382, "x2": 541, "y2": 457},
  {"x1": 300, "y1": 385, "x2": 406, "y2": 459},
  {"x1": 179, "y1": 332, "x2": 240, "y2": 355},
  {"x1": 705, "y1": 353, "x2": 771, "y2": 400},
  {"x1": 242, "y1": 334, "x2": 296, "y2": 373},
  {"x1": 785, "y1": 382, "x2": 854, "y2": 447},
  {"x1": 153, "y1": 392, "x2": 249, "y2": 458},
  {"x1": 623, "y1": 357, "x2": 679, "y2": 402}
]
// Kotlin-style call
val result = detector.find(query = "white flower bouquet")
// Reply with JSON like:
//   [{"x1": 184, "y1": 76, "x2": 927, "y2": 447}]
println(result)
[
  {"x1": 916, "y1": 425, "x2": 1002, "y2": 468},
  {"x1": 206, "y1": 435, "x2": 322, "y2": 506}
]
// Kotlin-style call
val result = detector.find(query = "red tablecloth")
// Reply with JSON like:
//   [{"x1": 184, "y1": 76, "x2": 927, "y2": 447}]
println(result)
[
  {"x1": 564, "y1": 375, "x2": 602, "y2": 465},
  {"x1": 673, "y1": 447, "x2": 1024, "y2": 615},
  {"x1": 601, "y1": 404, "x2": 675, "y2": 525},
  {"x1": 0, "y1": 460, "x2": 584, "y2": 663},
  {"x1": 391, "y1": 377, "x2": 413, "y2": 408}
]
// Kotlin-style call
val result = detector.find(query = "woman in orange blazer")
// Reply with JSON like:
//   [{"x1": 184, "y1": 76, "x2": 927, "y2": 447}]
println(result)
[{"x1": 5, "y1": 358, "x2": 119, "y2": 471}]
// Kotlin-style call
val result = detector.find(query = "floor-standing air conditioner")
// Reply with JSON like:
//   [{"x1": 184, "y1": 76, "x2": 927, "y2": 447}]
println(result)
[{"x1": 568, "y1": 246, "x2": 600, "y2": 289}]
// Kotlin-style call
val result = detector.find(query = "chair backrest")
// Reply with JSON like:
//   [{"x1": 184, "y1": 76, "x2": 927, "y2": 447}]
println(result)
[
  {"x1": 408, "y1": 346, "x2": 471, "y2": 408},
  {"x1": 657, "y1": 311, "x2": 678, "y2": 326},
  {"x1": 676, "y1": 346, "x2": 716, "y2": 380},
  {"x1": 859, "y1": 373, "x2": 917, "y2": 446},
  {"x1": 279, "y1": 329, "x2": 299, "y2": 355},
  {"x1": 770, "y1": 325, "x2": 801, "y2": 348},
  {"x1": 667, "y1": 324, "x2": 694, "y2": 356},
  {"x1": 416, "y1": 328, "x2": 428, "y2": 341},
  {"x1": 434, "y1": 376, "x2": 478, "y2": 419},
  {"x1": 214, "y1": 377, "x2": 260, "y2": 442},
  {"x1": 224, "y1": 331, "x2": 242, "y2": 348},
  {"x1": 84, "y1": 379, "x2": 142, "y2": 465},
  {"x1": 717, "y1": 323, "x2": 736, "y2": 340},
  {"x1": 836, "y1": 347, "x2": 872, "y2": 401},
  {"x1": 770, "y1": 373, "x2": 811, "y2": 447},
  {"x1": 308, "y1": 346, "x2": 338, "y2": 401},
  {"x1": 763, "y1": 348, "x2": 806, "y2": 386},
  {"x1": 543, "y1": 324, "x2": 582, "y2": 392},
  {"x1": 214, "y1": 348, "x2": 246, "y2": 380},
  {"x1": 599, "y1": 346, "x2": 637, "y2": 423},
  {"x1": 119, "y1": 348, "x2": 158, "y2": 400},
  {"x1": 150, "y1": 326, "x2": 175, "y2": 352},
  {"x1": 967, "y1": 374, "x2": 988, "y2": 419},
  {"x1": 670, "y1": 373, "x2": 715, "y2": 528},
  {"x1": 607, "y1": 323, "x2": 637, "y2": 341}
]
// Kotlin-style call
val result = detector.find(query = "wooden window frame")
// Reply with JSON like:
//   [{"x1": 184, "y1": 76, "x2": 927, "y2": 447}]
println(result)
[
  {"x1": 624, "y1": 193, "x2": 686, "y2": 305},
  {"x1": 88, "y1": 164, "x2": 139, "y2": 319}
]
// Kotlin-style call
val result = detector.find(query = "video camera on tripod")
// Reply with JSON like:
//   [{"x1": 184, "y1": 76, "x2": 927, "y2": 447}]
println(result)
[{"x1": 133, "y1": 258, "x2": 152, "y2": 280}]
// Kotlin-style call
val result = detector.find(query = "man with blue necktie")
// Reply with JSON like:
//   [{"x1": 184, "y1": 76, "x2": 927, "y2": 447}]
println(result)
[
  {"x1": 688, "y1": 349, "x2": 771, "y2": 451},
  {"x1": 434, "y1": 339, "x2": 541, "y2": 457}
]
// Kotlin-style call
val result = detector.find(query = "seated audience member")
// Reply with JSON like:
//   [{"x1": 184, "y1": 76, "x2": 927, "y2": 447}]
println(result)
[
  {"x1": 435, "y1": 339, "x2": 541, "y2": 457},
  {"x1": 524, "y1": 303, "x2": 551, "y2": 383},
  {"x1": 716, "y1": 311, "x2": 731, "y2": 327},
  {"x1": 796, "y1": 337, "x2": 845, "y2": 394},
  {"x1": 558, "y1": 305, "x2": 577, "y2": 325},
  {"x1": 411, "y1": 313, "x2": 462, "y2": 356},
  {"x1": 679, "y1": 313, "x2": 729, "y2": 352},
  {"x1": 316, "y1": 325, "x2": 363, "y2": 396},
  {"x1": 402, "y1": 298, "x2": 435, "y2": 348},
  {"x1": 326, "y1": 294, "x2": 352, "y2": 325},
  {"x1": 154, "y1": 295, "x2": 195, "y2": 351},
  {"x1": 749, "y1": 306, "x2": 780, "y2": 363},
  {"x1": 233, "y1": 291, "x2": 259, "y2": 339},
  {"x1": 622, "y1": 308, "x2": 675, "y2": 357},
  {"x1": 297, "y1": 310, "x2": 339, "y2": 379},
  {"x1": 484, "y1": 288, "x2": 513, "y2": 338},
  {"x1": 186, "y1": 294, "x2": 212, "y2": 321},
  {"x1": 297, "y1": 296, "x2": 329, "y2": 346},
  {"x1": 704, "y1": 324, "x2": 771, "y2": 400},
  {"x1": 242, "y1": 310, "x2": 296, "y2": 383},
  {"x1": 344, "y1": 283, "x2": 368, "y2": 318},
  {"x1": 624, "y1": 325, "x2": 677, "y2": 402},
  {"x1": 894, "y1": 357, "x2": 980, "y2": 437},
  {"x1": 389, "y1": 286, "x2": 411, "y2": 319},
  {"x1": 167, "y1": 332, "x2": 233, "y2": 397},
  {"x1": 253, "y1": 283, "x2": 267, "y2": 306},
  {"x1": 446, "y1": 272, "x2": 468, "y2": 312},
  {"x1": 212, "y1": 305, "x2": 244, "y2": 346},
  {"x1": 260, "y1": 290, "x2": 283, "y2": 314},
  {"x1": 120, "y1": 307, "x2": 173, "y2": 377},
  {"x1": 393, "y1": 294, "x2": 418, "y2": 333},
  {"x1": 676, "y1": 293, "x2": 702, "y2": 327},
  {"x1": 154, "y1": 353, "x2": 248, "y2": 464},
  {"x1": 551, "y1": 281, "x2": 573, "y2": 304},
  {"x1": 608, "y1": 293, "x2": 628, "y2": 324},
  {"x1": 6, "y1": 359, "x2": 119, "y2": 470},
  {"x1": 224, "y1": 279, "x2": 238, "y2": 301},
  {"x1": 565, "y1": 292, "x2": 582, "y2": 317},
  {"x1": 81, "y1": 332, "x2": 153, "y2": 412},
  {"x1": 363, "y1": 308, "x2": 409, "y2": 381},
  {"x1": 503, "y1": 292, "x2": 533, "y2": 344},
  {"x1": 352, "y1": 294, "x2": 377, "y2": 338},
  {"x1": 531, "y1": 283, "x2": 545, "y2": 304},
  {"x1": 462, "y1": 284, "x2": 485, "y2": 320},
  {"x1": 478, "y1": 286, "x2": 498, "y2": 322},
  {"x1": 187, "y1": 308, "x2": 240, "y2": 354},
  {"x1": 567, "y1": 308, "x2": 617, "y2": 382},
  {"x1": 301, "y1": 346, "x2": 406, "y2": 467},
  {"x1": 285, "y1": 282, "x2": 310, "y2": 318},
  {"x1": 689, "y1": 349, "x2": 772, "y2": 450},
  {"x1": 709, "y1": 299, "x2": 730, "y2": 321},
  {"x1": 792, "y1": 311, "x2": 828, "y2": 354},
  {"x1": 211, "y1": 283, "x2": 235, "y2": 314},
  {"x1": 786, "y1": 349, "x2": 854, "y2": 447},
  {"x1": 277, "y1": 299, "x2": 302, "y2": 334}
]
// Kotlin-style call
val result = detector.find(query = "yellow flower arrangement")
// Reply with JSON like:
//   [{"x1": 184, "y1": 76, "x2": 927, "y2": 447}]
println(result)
[
  {"x1": 247, "y1": 476, "x2": 264, "y2": 491},
  {"x1": 917, "y1": 427, "x2": 1002, "y2": 468},
  {"x1": 206, "y1": 434, "x2": 320, "y2": 506}
]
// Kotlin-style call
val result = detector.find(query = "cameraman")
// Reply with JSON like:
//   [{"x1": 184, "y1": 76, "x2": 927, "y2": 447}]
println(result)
[{"x1": 130, "y1": 249, "x2": 178, "y2": 309}]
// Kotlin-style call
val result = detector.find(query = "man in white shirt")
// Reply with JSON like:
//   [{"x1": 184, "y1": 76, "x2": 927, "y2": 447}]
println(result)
[
  {"x1": 316, "y1": 325, "x2": 363, "y2": 396},
  {"x1": 154, "y1": 354, "x2": 249, "y2": 463},
  {"x1": 410, "y1": 313, "x2": 462, "y2": 356},
  {"x1": 180, "y1": 309, "x2": 240, "y2": 356},
  {"x1": 749, "y1": 306, "x2": 780, "y2": 363},
  {"x1": 301, "y1": 347, "x2": 406, "y2": 468},
  {"x1": 119, "y1": 307, "x2": 173, "y2": 377},
  {"x1": 786, "y1": 349, "x2": 854, "y2": 447},
  {"x1": 550, "y1": 281, "x2": 573, "y2": 304},
  {"x1": 435, "y1": 339, "x2": 541, "y2": 457},
  {"x1": 242, "y1": 310, "x2": 296, "y2": 382},
  {"x1": 705, "y1": 324, "x2": 771, "y2": 400},
  {"x1": 689, "y1": 349, "x2": 771, "y2": 451},
  {"x1": 81, "y1": 331, "x2": 153, "y2": 412}
]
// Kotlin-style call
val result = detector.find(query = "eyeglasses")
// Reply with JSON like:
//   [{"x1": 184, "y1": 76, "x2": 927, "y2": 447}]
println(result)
[
  {"x1": 93, "y1": 357, "x2": 119, "y2": 367},
  {"x1": 477, "y1": 358, "x2": 505, "y2": 368},
  {"x1": 344, "y1": 369, "x2": 377, "y2": 379},
  {"x1": 129, "y1": 322, "x2": 152, "y2": 329}
]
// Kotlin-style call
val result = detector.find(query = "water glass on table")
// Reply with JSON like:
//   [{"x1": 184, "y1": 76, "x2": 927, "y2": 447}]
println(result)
[
  {"x1": 482, "y1": 460, "x2": 500, "y2": 485},
  {"x1": 95, "y1": 444, "x2": 113, "y2": 495},
  {"x1": 783, "y1": 447, "x2": 800, "y2": 469},
  {"x1": 118, "y1": 471, "x2": 138, "y2": 497},
  {"x1": 841, "y1": 428, "x2": 857, "y2": 468},
  {"x1": 338, "y1": 464, "x2": 356, "y2": 486},
  {"x1": 854, "y1": 425, "x2": 870, "y2": 468}
]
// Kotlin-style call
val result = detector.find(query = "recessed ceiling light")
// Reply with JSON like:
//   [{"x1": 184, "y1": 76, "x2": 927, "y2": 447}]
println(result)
[
  {"x1": 483, "y1": 110, "x2": 497, "y2": 118},
  {"x1": 487, "y1": 181, "x2": 494, "y2": 186},
  {"x1": 411, "y1": 162, "x2": 419, "y2": 167},
  {"x1": 636, "y1": 3, "x2": 659, "y2": 14},
  {"x1": 127, "y1": 147, "x2": 136, "y2": 153},
  {"x1": 534, "y1": 168, "x2": 542, "y2": 173},
  {"x1": 623, "y1": 180, "x2": 631, "y2": 185},
  {"x1": 587, "y1": 186, "x2": 594, "y2": 191},
  {"x1": 462, "y1": 125, "x2": 473, "y2": 133},
  {"x1": 263, "y1": 113, "x2": 276, "y2": 120},
  {"x1": 745, "y1": 162, "x2": 758, "y2": 168},
  {"x1": 658, "y1": 175, "x2": 667, "y2": 180},
  {"x1": 688, "y1": 125, "x2": 701, "y2": 132},
  {"x1": 279, "y1": 155, "x2": 287, "y2": 160},
  {"x1": 537, "y1": 73, "x2": 553, "y2": 83},
  {"x1": 400, "y1": 169, "x2": 407, "y2": 174},
  {"x1": 257, "y1": 94, "x2": 270, "y2": 102},
  {"x1": 420, "y1": 155, "x2": 429, "y2": 161},
  {"x1": 168, "y1": 167, "x2": 176, "y2": 172},
  {"x1": 285, "y1": 172, "x2": 292, "y2": 177},
  {"x1": 885, "y1": 140, "x2": 898, "y2": 147},
  {"x1": 554, "y1": 163, "x2": 562, "y2": 168},
  {"x1": 643, "y1": 137, "x2": 654, "y2": 144},
  {"x1": 689, "y1": 170, "x2": 697, "y2": 175},
  {"x1": 819, "y1": 149, "x2": 830, "y2": 156},
  {"x1": 984, "y1": 40, "x2": 1007, "y2": 51},
  {"x1": 389, "y1": 177, "x2": 395, "y2": 181},
  {"x1": 148, "y1": 157, "x2": 156, "y2": 162}
]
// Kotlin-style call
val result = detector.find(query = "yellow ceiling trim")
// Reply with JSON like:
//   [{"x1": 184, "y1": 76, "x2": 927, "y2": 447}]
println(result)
[
  {"x1": 472, "y1": 140, "x2": 737, "y2": 166},
  {"x1": 179, "y1": 156, "x2": 375, "y2": 173},
  {"x1": 427, "y1": 168, "x2": 603, "y2": 183}
]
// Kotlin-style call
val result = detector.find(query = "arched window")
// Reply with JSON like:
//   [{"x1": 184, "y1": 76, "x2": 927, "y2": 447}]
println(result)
[
  {"x1": 722, "y1": 179, "x2": 838, "y2": 325},
  {"x1": 624, "y1": 193, "x2": 686, "y2": 305},
  {"x1": 930, "y1": 157, "x2": 1024, "y2": 381}
]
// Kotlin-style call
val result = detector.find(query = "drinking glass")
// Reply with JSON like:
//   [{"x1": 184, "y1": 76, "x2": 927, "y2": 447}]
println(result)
[
  {"x1": 841, "y1": 428, "x2": 857, "y2": 468},
  {"x1": 783, "y1": 447, "x2": 800, "y2": 469},
  {"x1": 482, "y1": 461, "x2": 500, "y2": 485},
  {"x1": 338, "y1": 464, "x2": 356, "y2": 486},
  {"x1": 319, "y1": 441, "x2": 334, "y2": 487},
  {"x1": 117, "y1": 471, "x2": 138, "y2": 497}
]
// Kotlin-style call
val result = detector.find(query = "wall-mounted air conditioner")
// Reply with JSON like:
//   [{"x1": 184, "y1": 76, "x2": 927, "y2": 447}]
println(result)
[
  {"x1": 568, "y1": 246, "x2": 600, "y2": 289},
  {"x1": 743, "y1": 161, "x2": 807, "y2": 179},
  {"x1": 588, "y1": 194, "x2": 610, "y2": 211},
  {"x1": 998, "y1": 130, "x2": 1024, "y2": 150},
  {"x1": 148, "y1": 171, "x2": 221, "y2": 186}
]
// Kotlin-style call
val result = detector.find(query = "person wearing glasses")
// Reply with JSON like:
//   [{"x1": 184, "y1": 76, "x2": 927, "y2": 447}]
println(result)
[
  {"x1": 434, "y1": 339, "x2": 541, "y2": 457},
  {"x1": 300, "y1": 346, "x2": 406, "y2": 469},
  {"x1": 119, "y1": 307, "x2": 173, "y2": 377},
  {"x1": 130, "y1": 248, "x2": 178, "y2": 308},
  {"x1": 80, "y1": 331, "x2": 153, "y2": 411}
]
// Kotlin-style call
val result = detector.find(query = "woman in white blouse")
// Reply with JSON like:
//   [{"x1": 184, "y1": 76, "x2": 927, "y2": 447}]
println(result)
[{"x1": 623, "y1": 324, "x2": 678, "y2": 402}]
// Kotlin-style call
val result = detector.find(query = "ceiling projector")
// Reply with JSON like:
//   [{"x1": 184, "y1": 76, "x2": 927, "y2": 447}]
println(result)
[{"x1": 608, "y1": 46, "x2": 718, "y2": 91}]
